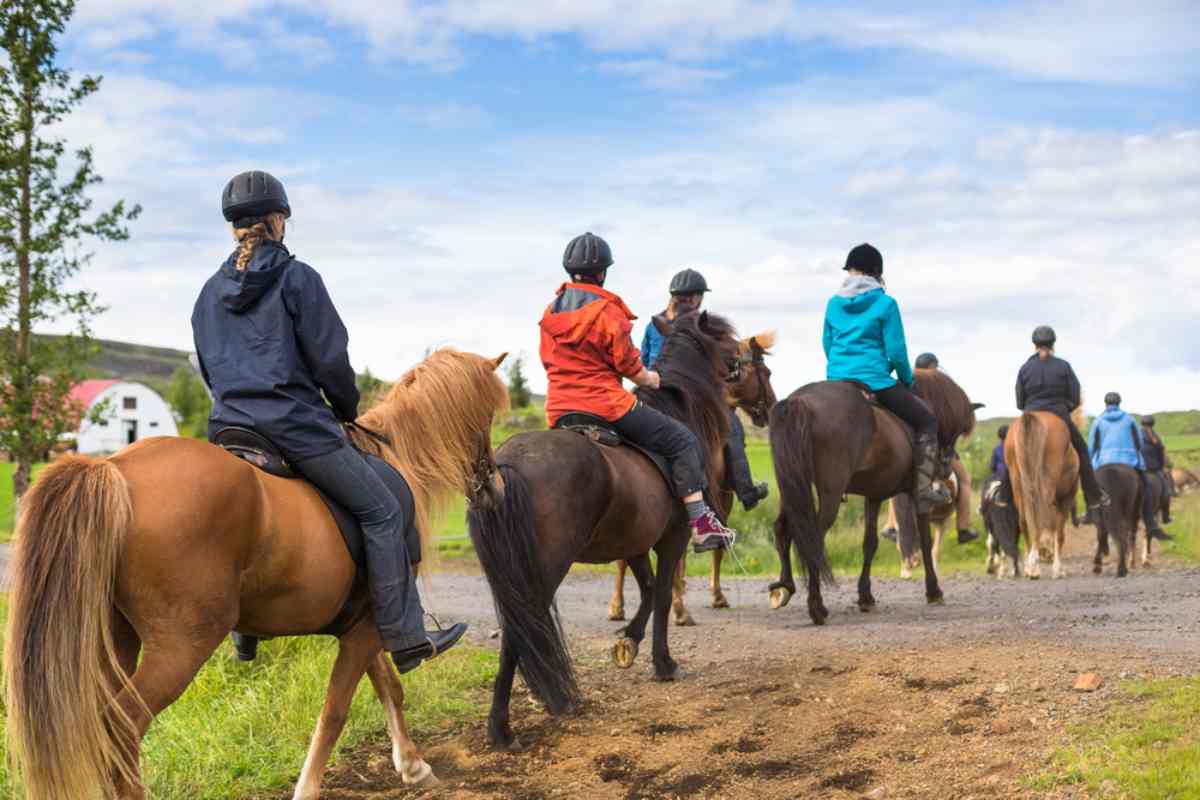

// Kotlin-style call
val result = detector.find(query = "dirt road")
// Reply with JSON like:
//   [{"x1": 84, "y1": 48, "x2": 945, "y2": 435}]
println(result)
[{"x1": 295, "y1": 529, "x2": 1199, "y2": 799}]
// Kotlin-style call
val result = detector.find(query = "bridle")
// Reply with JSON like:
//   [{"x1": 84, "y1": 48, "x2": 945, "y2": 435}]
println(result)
[{"x1": 726, "y1": 347, "x2": 772, "y2": 423}]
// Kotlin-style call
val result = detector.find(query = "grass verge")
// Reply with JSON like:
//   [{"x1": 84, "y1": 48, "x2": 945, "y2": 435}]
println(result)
[{"x1": 1030, "y1": 676, "x2": 1200, "y2": 798}]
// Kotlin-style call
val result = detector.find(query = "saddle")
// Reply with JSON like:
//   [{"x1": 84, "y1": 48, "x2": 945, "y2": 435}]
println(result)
[
  {"x1": 212, "y1": 427, "x2": 421, "y2": 658},
  {"x1": 552, "y1": 412, "x2": 673, "y2": 489}
]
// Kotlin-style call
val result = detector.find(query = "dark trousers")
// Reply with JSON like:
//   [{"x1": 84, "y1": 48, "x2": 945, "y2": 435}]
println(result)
[
  {"x1": 1046, "y1": 410, "x2": 1104, "y2": 504},
  {"x1": 724, "y1": 409, "x2": 755, "y2": 497},
  {"x1": 293, "y1": 444, "x2": 425, "y2": 651},
  {"x1": 613, "y1": 401, "x2": 707, "y2": 498},
  {"x1": 1138, "y1": 470, "x2": 1163, "y2": 526},
  {"x1": 875, "y1": 383, "x2": 938, "y2": 442}
]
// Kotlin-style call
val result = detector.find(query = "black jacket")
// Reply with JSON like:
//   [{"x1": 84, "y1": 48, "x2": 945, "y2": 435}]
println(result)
[
  {"x1": 1141, "y1": 427, "x2": 1167, "y2": 471},
  {"x1": 1015, "y1": 353, "x2": 1080, "y2": 417},
  {"x1": 192, "y1": 242, "x2": 360, "y2": 462}
]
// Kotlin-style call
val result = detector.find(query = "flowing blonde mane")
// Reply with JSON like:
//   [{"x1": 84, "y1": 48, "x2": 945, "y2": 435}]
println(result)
[{"x1": 352, "y1": 348, "x2": 508, "y2": 562}]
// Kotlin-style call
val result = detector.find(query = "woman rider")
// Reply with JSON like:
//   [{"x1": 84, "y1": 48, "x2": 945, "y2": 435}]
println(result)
[
  {"x1": 540, "y1": 232, "x2": 738, "y2": 551},
  {"x1": 1015, "y1": 325, "x2": 1108, "y2": 513},
  {"x1": 192, "y1": 170, "x2": 466, "y2": 673},
  {"x1": 822, "y1": 243, "x2": 950, "y2": 513},
  {"x1": 1089, "y1": 392, "x2": 1169, "y2": 540},
  {"x1": 640, "y1": 268, "x2": 770, "y2": 511}
]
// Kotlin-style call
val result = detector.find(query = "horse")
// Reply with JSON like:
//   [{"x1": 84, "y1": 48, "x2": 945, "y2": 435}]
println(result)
[
  {"x1": 606, "y1": 331, "x2": 777, "y2": 625},
  {"x1": 766, "y1": 368, "x2": 976, "y2": 625},
  {"x1": 1093, "y1": 464, "x2": 1142, "y2": 577},
  {"x1": 3, "y1": 349, "x2": 509, "y2": 800},
  {"x1": 1005, "y1": 409, "x2": 1082, "y2": 579},
  {"x1": 1171, "y1": 466, "x2": 1199, "y2": 493},
  {"x1": 893, "y1": 472, "x2": 957, "y2": 580},
  {"x1": 980, "y1": 470, "x2": 1022, "y2": 578},
  {"x1": 466, "y1": 311, "x2": 738, "y2": 752}
]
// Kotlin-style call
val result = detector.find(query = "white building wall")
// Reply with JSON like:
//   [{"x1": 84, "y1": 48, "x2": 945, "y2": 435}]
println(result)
[{"x1": 76, "y1": 382, "x2": 180, "y2": 455}]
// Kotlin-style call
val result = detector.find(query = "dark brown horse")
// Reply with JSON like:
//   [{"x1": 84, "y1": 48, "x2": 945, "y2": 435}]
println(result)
[
  {"x1": 767, "y1": 369, "x2": 977, "y2": 625},
  {"x1": 4, "y1": 349, "x2": 509, "y2": 800},
  {"x1": 1093, "y1": 464, "x2": 1142, "y2": 577},
  {"x1": 467, "y1": 311, "x2": 738, "y2": 751},
  {"x1": 607, "y1": 331, "x2": 777, "y2": 625}
]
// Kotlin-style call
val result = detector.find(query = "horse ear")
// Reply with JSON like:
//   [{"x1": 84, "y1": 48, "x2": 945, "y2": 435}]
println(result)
[
  {"x1": 971, "y1": 402, "x2": 985, "y2": 410},
  {"x1": 750, "y1": 337, "x2": 764, "y2": 356},
  {"x1": 491, "y1": 353, "x2": 508, "y2": 370}
]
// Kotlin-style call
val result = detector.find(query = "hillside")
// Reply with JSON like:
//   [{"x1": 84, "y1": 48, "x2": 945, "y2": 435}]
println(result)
[{"x1": 37, "y1": 334, "x2": 194, "y2": 395}]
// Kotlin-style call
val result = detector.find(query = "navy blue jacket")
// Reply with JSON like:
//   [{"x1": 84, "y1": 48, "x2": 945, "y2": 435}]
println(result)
[
  {"x1": 990, "y1": 442, "x2": 1008, "y2": 481},
  {"x1": 192, "y1": 242, "x2": 360, "y2": 462},
  {"x1": 1015, "y1": 353, "x2": 1080, "y2": 417}
]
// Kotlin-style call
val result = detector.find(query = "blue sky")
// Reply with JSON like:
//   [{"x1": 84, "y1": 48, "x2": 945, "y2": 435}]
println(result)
[{"x1": 54, "y1": 1, "x2": 1200, "y2": 415}]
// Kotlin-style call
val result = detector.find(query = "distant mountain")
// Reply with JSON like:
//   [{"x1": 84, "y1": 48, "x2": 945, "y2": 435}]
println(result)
[{"x1": 31, "y1": 335, "x2": 194, "y2": 394}]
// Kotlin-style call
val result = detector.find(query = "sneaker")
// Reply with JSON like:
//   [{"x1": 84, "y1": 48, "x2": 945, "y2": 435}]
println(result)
[
  {"x1": 738, "y1": 481, "x2": 770, "y2": 511},
  {"x1": 1148, "y1": 526, "x2": 1173, "y2": 542},
  {"x1": 390, "y1": 623, "x2": 468, "y2": 674},
  {"x1": 957, "y1": 528, "x2": 980, "y2": 545},
  {"x1": 691, "y1": 510, "x2": 737, "y2": 553}
]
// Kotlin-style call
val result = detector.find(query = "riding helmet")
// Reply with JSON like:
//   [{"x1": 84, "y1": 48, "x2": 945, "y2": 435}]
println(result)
[
  {"x1": 1143, "y1": 414, "x2": 1156, "y2": 427},
  {"x1": 1032, "y1": 325, "x2": 1057, "y2": 347},
  {"x1": 998, "y1": 425, "x2": 1009, "y2": 441},
  {"x1": 1104, "y1": 392, "x2": 1121, "y2": 407},
  {"x1": 222, "y1": 170, "x2": 291, "y2": 224},
  {"x1": 562, "y1": 232, "x2": 613, "y2": 276},
  {"x1": 844, "y1": 243, "x2": 883, "y2": 277},
  {"x1": 914, "y1": 352, "x2": 939, "y2": 369},
  {"x1": 669, "y1": 268, "x2": 710, "y2": 295}
]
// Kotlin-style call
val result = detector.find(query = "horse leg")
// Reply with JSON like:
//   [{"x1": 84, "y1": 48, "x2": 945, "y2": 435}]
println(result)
[
  {"x1": 365, "y1": 653, "x2": 438, "y2": 787},
  {"x1": 804, "y1": 491, "x2": 842, "y2": 625},
  {"x1": 672, "y1": 554, "x2": 695, "y2": 627},
  {"x1": 710, "y1": 549, "x2": 729, "y2": 609},
  {"x1": 768, "y1": 512, "x2": 796, "y2": 609},
  {"x1": 1052, "y1": 518, "x2": 1067, "y2": 579},
  {"x1": 651, "y1": 530, "x2": 687, "y2": 681},
  {"x1": 612, "y1": 554, "x2": 655, "y2": 669},
  {"x1": 487, "y1": 631, "x2": 523, "y2": 752},
  {"x1": 1116, "y1": 526, "x2": 1129, "y2": 578},
  {"x1": 292, "y1": 622, "x2": 384, "y2": 800},
  {"x1": 608, "y1": 560, "x2": 627, "y2": 621},
  {"x1": 917, "y1": 510, "x2": 944, "y2": 604},
  {"x1": 1094, "y1": 523, "x2": 1106, "y2": 575},
  {"x1": 858, "y1": 498, "x2": 881, "y2": 611}
]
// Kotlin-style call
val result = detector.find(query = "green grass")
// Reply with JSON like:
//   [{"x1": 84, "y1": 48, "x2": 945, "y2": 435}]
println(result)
[
  {"x1": 1030, "y1": 676, "x2": 1200, "y2": 798},
  {"x1": 0, "y1": 595, "x2": 497, "y2": 799}
]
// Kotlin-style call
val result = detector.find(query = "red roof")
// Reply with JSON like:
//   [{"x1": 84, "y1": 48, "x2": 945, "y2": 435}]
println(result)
[{"x1": 69, "y1": 379, "x2": 120, "y2": 409}]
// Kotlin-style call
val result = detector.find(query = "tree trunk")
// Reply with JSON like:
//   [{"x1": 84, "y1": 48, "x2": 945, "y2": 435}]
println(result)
[{"x1": 11, "y1": 458, "x2": 32, "y2": 522}]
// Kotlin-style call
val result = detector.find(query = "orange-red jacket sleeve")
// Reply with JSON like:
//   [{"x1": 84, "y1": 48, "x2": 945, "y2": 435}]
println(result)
[{"x1": 607, "y1": 312, "x2": 645, "y2": 380}]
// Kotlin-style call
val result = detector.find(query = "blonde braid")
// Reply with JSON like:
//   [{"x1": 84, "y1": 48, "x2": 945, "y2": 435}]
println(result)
[{"x1": 231, "y1": 213, "x2": 284, "y2": 271}]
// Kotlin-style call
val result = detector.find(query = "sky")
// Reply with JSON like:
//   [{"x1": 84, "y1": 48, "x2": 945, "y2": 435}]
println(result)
[{"x1": 49, "y1": 0, "x2": 1200, "y2": 416}]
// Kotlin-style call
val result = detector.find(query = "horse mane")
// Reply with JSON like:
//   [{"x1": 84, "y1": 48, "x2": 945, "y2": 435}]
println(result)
[
  {"x1": 352, "y1": 348, "x2": 509, "y2": 562},
  {"x1": 638, "y1": 311, "x2": 736, "y2": 489},
  {"x1": 911, "y1": 368, "x2": 977, "y2": 448},
  {"x1": 741, "y1": 330, "x2": 776, "y2": 355}
]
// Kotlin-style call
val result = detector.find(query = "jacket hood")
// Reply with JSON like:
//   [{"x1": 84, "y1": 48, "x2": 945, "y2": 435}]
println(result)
[
  {"x1": 1101, "y1": 407, "x2": 1129, "y2": 422},
  {"x1": 540, "y1": 282, "x2": 635, "y2": 345},
  {"x1": 830, "y1": 276, "x2": 886, "y2": 313},
  {"x1": 217, "y1": 241, "x2": 293, "y2": 313}
]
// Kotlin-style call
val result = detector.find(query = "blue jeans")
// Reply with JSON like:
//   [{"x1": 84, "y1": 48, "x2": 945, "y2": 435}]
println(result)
[{"x1": 293, "y1": 444, "x2": 425, "y2": 650}]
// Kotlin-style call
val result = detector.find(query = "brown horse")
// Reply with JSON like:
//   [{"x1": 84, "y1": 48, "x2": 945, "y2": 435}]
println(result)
[
  {"x1": 466, "y1": 311, "x2": 737, "y2": 752},
  {"x1": 1005, "y1": 409, "x2": 1081, "y2": 579},
  {"x1": 767, "y1": 369, "x2": 976, "y2": 625},
  {"x1": 606, "y1": 331, "x2": 777, "y2": 625},
  {"x1": 3, "y1": 349, "x2": 509, "y2": 800}
]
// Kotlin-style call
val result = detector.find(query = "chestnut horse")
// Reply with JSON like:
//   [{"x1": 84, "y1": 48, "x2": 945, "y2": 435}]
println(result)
[
  {"x1": 1005, "y1": 409, "x2": 1081, "y2": 579},
  {"x1": 767, "y1": 369, "x2": 976, "y2": 625},
  {"x1": 467, "y1": 312, "x2": 737, "y2": 751},
  {"x1": 606, "y1": 331, "x2": 777, "y2": 625},
  {"x1": 4, "y1": 349, "x2": 508, "y2": 800}
]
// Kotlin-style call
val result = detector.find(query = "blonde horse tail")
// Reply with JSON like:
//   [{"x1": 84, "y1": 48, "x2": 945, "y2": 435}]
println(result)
[
  {"x1": 4, "y1": 455, "x2": 143, "y2": 799},
  {"x1": 1016, "y1": 413, "x2": 1051, "y2": 549}
]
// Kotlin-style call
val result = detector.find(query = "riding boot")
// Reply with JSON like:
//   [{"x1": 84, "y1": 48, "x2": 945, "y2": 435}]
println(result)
[
  {"x1": 725, "y1": 411, "x2": 768, "y2": 510},
  {"x1": 1076, "y1": 455, "x2": 1110, "y2": 511},
  {"x1": 914, "y1": 434, "x2": 952, "y2": 515},
  {"x1": 1140, "y1": 472, "x2": 1171, "y2": 541}
]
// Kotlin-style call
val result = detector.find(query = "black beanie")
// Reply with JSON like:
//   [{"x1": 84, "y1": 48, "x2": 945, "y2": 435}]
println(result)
[{"x1": 844, "y1": 243, "x2": 882, "y2": 277}]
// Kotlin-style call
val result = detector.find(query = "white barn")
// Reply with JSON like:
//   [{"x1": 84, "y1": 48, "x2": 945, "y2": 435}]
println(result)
[{"x1": 70, "y1": 380, "x2": 179, "y2": 454}]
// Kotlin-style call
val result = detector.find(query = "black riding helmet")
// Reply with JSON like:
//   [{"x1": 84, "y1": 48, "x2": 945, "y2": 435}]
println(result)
[
  {"x1": 1032, "y1": 325, "x2": 1056, "y2": 347},
  {"x1": 670, "y1": 268, "x2": 710, "y2": 295},
  {"x1": 222, "y1": 170, "x2": 291, "y2": 226},
  {"x1": 563, "y1": 232, "x2": 613, "y2": 278},
  {"x1": 1143, "y1": 414, "x2": 1156, "y2": 427},
  {"x1": 1104, "y1": 392, "x2": 1122, "y2": 407},
  {"x1": 844, "y1": 243, "x2": 883, "y2": 278},
  {"x1": 915, "y1": 352, "x2": 938, "y2": 369},
  {"x1": 998, "y1": 425, "x2": 1009, "y2": 441}
]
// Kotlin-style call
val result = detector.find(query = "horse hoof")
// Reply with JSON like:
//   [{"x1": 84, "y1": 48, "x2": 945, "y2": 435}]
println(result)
[
  {"x1": 769, "y1": 587, "x2": 793, "y2": 610},
  {"x1": 858, "y1": 597, "x2": 876, "y2": 612},
  {"x1": 711, "y1": 593, "x2": 730, "y2": 609},
  {"x1": 608, "y1": 609, "x2": 625, "y2": 622},
  {"x1": 612, "y1": 638, "x2": 639, "y2": 669},
  {"x1": 1093, "y1": 564, "x2": 1102, "y2": 575},
  {"x1": 674, "y1": 613, "x2": 697, "y2": 627},
  {"x1": 927, "y1": 593, "x2": 944, "y2": 606},
  {"x1": 403, "y1": 761, "x2": 440, "y2": 788},
  {"x1": 654, "y1": 665, "x2": 684, "y2": 682}
]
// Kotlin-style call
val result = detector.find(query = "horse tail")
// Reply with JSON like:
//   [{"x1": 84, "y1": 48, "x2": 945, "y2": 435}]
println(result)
[
  {"x1": 467, "y1": 464, "x2": 579, "y2": 714},
  {"x1": 4, "y1": 455, "x2": 144, "y2": 799},
  {"x1": 1016, "y1": 412, "x2": 1052, "y2": 546},
  {"x1": 770, "y1": 396, "x2": 832, "y2": 583}
]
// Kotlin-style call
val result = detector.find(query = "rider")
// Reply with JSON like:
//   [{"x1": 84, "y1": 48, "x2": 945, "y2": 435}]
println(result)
[
  {"x1": 1089, "y1": 393, "x2": 1170, "y2": 541},
  {"x1": 640, "y1": 268, "x2": 770, "y2": 511},
  {"x1": 822, "y1": 243, "x2": 951, "y2": 513},
  {"x1": 1015, "y1": 326, "x2": 1108, "y2": 513},
  {"x1": 910, "y1": 352, "x2": 978, "y2": 544},
  {"x1": 540, "y1": 232, "x2": 738, "y2": 552},
  {"x1": 192, "y1": 170, "x2": 467, "y2": 673},
  {"x1": 1140, "y1": 414, "x2": 1177, "y2": 512},
  {"x1": 991, "y1": 425, "x2": 1010, "y2": 483}
]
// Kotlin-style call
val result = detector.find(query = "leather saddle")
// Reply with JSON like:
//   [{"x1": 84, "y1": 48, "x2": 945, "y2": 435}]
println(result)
[
  {"x1": 212, "y1": 426, "x2": 421, "y2": 658},
  {"x1": 552, "y1": 412, "x2": 673, "y2": 489}
]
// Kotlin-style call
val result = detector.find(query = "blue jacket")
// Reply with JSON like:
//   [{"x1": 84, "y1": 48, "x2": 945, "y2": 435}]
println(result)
[
  {"x1": 823, "y1": 277, "x2": 913, "y2": 391},
  {"x1": 639, "y1": 314, "x2": 668, "y2": 368},
  {"x1": 1089, "y1": 407, "x2": 1145, "y2": 470},
  {"x1": 192, "y1": 241, "x2": 360, "y2": 462},
  {"x1": 990, "y1": 442, "x2": 1008, "y2": 481}
]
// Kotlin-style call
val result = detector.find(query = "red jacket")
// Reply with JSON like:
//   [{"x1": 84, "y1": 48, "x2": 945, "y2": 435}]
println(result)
[{"x1": 540, "y1": 282, "x2": 645, "y2": 425}]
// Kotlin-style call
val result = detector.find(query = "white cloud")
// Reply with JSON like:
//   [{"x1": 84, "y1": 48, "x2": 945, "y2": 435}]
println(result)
[{"x1": 597, "y1": 59, "x2": 731, "y2": 91}]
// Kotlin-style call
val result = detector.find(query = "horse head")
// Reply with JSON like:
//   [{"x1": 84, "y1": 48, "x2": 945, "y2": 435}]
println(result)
[{"x1": 728, "y1": 331, "x2": 777, "y2": 427}]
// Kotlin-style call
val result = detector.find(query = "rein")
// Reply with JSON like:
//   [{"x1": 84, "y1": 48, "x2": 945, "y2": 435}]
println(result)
[
  {"x1": 345, "y1": 420, "x2": 392, "y2": 447},
  {"x1": 728, "y1": 349, "x2": 771, "y2": 422}
]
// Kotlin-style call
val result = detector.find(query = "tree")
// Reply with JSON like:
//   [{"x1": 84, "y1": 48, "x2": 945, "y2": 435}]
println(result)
[
  {"x1": 356, "y1": 366, "x2": 389, "y2": 408},
  {"x1": 0, "y1": 0, "x2": 140, "y2": 504},
  {"x1": 506, "y1": 355, "x2": 532, "y2": 409},
  {"x1": 165, "y1": 366, "x2": 211, "y2": 438}
]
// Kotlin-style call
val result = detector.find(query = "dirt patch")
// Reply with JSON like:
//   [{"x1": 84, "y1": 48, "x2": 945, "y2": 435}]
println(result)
[{"x1": 819, "y1": 767, "x2": 876, "y2": 791}]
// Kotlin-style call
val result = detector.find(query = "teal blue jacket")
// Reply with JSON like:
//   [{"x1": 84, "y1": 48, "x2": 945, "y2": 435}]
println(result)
[{"x1": 822, "y1": 277, "x2": 913, "y2": 391}]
